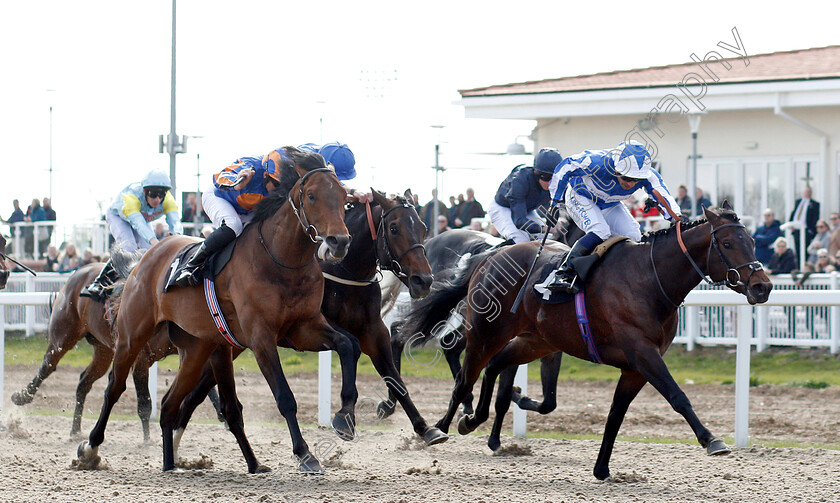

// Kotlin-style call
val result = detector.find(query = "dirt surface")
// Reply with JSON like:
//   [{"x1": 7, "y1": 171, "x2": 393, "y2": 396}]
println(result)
[{"x1": 2, "y1": 364, "x2": 840, "y2": 502}]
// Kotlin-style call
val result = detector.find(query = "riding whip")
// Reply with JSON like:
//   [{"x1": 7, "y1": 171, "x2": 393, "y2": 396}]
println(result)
[{"x1": 510, "y1": 219, "x2": 553, "y2": 314}]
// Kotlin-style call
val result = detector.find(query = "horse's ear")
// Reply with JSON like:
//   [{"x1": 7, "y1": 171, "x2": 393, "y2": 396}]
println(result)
[
  {"x1": 370, "y1": 188, "x2": 392, "y2": 209},
  {"x1": 404, "y1": 188, "x2": 414, "y2": 202},
  {"x1": 702, "y1": 204, "x2": 716, "y2": 220},
  {"x1": 720, "y1": 199, "x2": 733, "y2": 211}
]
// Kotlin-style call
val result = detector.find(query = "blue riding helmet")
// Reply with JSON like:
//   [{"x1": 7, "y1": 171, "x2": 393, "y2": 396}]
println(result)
[
  {"x1": 533, "y1": 148, "x2": 563, "y2": 175},
  {"x1": 319, "y1": 142, "x2": 356, "y2": 181},
  {"x1": 613, "y1": 140, "x2": 652, "y2": 179},
  {"x1": 142, "y1": 169, "x2": 172, "y2": 190}
]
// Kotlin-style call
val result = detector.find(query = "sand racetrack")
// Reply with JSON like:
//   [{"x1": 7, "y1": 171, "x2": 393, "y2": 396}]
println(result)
[{"x1": 2, "y1": 364, "x2": 840, "y2": 502}]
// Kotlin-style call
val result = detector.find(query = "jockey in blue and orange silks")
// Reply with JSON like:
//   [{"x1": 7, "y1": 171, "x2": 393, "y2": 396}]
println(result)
[
  {"x1": 173, "y1": 142, "x2": 361, "y2": 286},
  {"x1": 84, "y1": 169, "x2": 184, "y2": 301},
  {"x1": 544, "y1": 140, "x2": 680, "y2": 294}
]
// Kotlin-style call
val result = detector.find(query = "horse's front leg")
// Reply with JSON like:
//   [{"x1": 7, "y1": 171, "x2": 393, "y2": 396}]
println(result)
[{"x1": 285, "y1": 316, "x2": 361, "y2": 442}]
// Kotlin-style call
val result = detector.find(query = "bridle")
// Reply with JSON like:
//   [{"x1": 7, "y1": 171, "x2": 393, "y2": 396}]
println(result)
[
  {"x1": 287, "y1": 168, "x2": 335, "y2": 244},
  {"x1": 0, "y1": 250, "x2": 37, "y2": 276},
  {"x1": 649, "y1": 190, "x2": 762, "y2": 308},
  {"x1": 650, "y1": 220, "x2": 764, "y2": 308},
  {"x1": 373, "y1": 202, "x2": 427, "y2": 280}
]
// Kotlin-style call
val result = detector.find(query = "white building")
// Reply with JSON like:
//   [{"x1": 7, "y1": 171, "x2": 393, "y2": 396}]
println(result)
[{"x1": 458, "y1": 45, "x2": 840, "y2": 230}]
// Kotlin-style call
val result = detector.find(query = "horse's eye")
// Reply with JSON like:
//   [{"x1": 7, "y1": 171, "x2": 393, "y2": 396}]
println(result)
[
  {"x1": 307, "y1": 191, "x2": 314, "y2": 201},
  {"x1": 723, "y1": 241, "x2": 731, "y2": 249},
  {"x1": 390, "y1": 224, "x2": 398, "y2": 235}
]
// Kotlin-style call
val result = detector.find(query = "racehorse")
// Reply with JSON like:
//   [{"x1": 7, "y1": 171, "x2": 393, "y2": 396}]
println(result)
[
  {"x1": 10, "y1": 260, "x2": 222, "y2": 440},
  {"x1": 76, "y1": 149, "x2": 353, "y2": 474},
  {"x1": 0, "y1": 234, "x2": 10, "y2": 289},
  {"x1": 402, "y1": 203, "x2": 771, "y2": 479},
  {"x1": 166, "y1": 189, "x2": 448, "y2": 468},
  {"x1": 382, "y1": 224, "x2": 579, "y2": 450}
]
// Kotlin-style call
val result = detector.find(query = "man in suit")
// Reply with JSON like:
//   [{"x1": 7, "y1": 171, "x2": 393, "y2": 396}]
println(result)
[{"x1": 789, "y1": 186, "x2": 820, "y2": 263}]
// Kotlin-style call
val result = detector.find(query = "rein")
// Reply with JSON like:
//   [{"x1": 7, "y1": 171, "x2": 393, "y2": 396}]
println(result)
[
  {"x1": 0, "y1": 251, "x2": 37, "y2": 276},
  {"x1": 258, "y1": 221, "x2": 314, "y2": 270},
  {"x1": 376, "y1": 203, "x2": 426, "y2": 280}
]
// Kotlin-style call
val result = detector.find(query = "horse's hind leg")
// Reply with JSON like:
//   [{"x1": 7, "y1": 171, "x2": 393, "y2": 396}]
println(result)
[
  {"x1": 207, "y1": 345, "x2": 270, "y2": 474},
  {"x1": 71, "y1": 339, "x2": 114, "y2": 437},
  {"x1": 12, "y1": 323, "x2": 84, "y2": 406},
  {"x1": 593, "y1": 370, "x2": 647, "y2": 480},
  {"x1": 512, "y1": 351, "x2": 564, "y2": 413},
  {"x1": 132, "y1": 349, "x2": 155, "y2": 443}
]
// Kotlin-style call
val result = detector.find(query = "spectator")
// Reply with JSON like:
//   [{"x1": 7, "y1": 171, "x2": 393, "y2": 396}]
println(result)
[
  {"x1": 24, "y1": 198, "x2": 47, "y2": 258},
  {"x1": 752, "y1": 209, "x2": 782, "y2": 266},
  {"x1": 766, "y1": 237, "x2": 796, "y2": 275},
  {"x1": 80, "y1": 248, "x2": 95, "y2": 267},
  {"x1": 447, "y1": 196, "x2": 459, "y2": 225},
  {"x1": 830, "y1": 212, "x2": 840, "y2": 232},
  {"x1": 469, "y1": 218, "x2": 484, "y2": 232},
  {"x1": 456, "y1": 187, "x2": 485, "y2": 228},
  {"x1": 805, "y1": 219, "x2": 831, "y2": 265},
  {"x1": 675, "y1": 185, "x2": 692, "y2": 216},
  {"x1": 42, "y1": 197, "x2": 56, "y2": 252},
  {"x1": 829, "y1": 213, "x2": 840, "y2": 258},
  {"x1": 4, "y1": 199, "x2": 24, "y2": 224},
  {"x1": 419, "y1": 189, "x2": 448, "y2": 231},
  {"x1": 792, "y1": 248, "x2": 835, "y2": 287},
  {"x1": 44, "y1": 245, "x2": 59, "y2": 272},
  {"x1": 695, "y1": 187, "x2": 712, "y2": 214},
  {"x1": 154, "y1": 222, "x2": 168, "y2": 240},
  {"x1": 437, "y1": 215, "x2": 452, "y2": 234},
  {"x1": 788, "y1": 186, "x2": 820, "y2": 263},
  {"x1": 57, "y1": 242, "x2": 80, "y2": 273}
]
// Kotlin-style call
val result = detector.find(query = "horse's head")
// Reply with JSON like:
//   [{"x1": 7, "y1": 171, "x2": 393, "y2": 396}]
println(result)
[
  {"x1": 290, "y1": 151, "x2": 351, "y2": 263},
  {"x1": 0, "y1": 234, "x2": 8, "y2": 290},
  {"x1": 703, "y1": 201, "x2": 772, "y2": 305},
  {"x1": 372, "y1": 188, "x2": 433, "y2": 298}
]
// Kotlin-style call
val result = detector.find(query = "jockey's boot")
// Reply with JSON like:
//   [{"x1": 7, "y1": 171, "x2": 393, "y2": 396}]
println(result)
[
  {"x1": 546, "y1": 240, "x2": 594, "y2": 294},
  {"x1": 81, "y1": 259, "x2": 119, "y2": 302},
  {"x1": 174, "y1": 223, "x2": 237, "y2": 287}
]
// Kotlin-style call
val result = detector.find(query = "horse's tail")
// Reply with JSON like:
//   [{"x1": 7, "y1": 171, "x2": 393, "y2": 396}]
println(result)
[
  {"x1": 105, "y1": 244, "x2": 146, "y2": 337},
  {"x1": 399, "y1": 249, "x2": 495, "y2": 347}
]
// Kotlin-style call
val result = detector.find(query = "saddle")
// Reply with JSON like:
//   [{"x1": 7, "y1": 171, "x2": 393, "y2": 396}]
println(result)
[
  {"x1": 162, "y1": 238, "x2": 238, "y2": 293},
  {"x1": 533, "y1": 236, "x2": 628, "y2": 304}
]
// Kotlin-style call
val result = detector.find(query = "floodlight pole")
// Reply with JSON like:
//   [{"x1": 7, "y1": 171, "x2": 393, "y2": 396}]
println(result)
[{"x1": 168, "y1": 0, "x2": 178, "y2": 195}]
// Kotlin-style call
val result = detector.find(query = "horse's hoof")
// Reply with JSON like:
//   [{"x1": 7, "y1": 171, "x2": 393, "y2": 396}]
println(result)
[
  {"x1": 422, "y1": 427, "x2": 449, "y2": 446},
  {"x1": 593, "y1": 464, "x2": 610, "y2": 481},
  {"x1": 252, "y1": 464, "x2": 272, "y2": 474},
  {"x1": 487, "y1": 436, "x2": 501, "y2": 452},
  {"x1": 332, "y1": 413, "x2": 356, "y2": 441},
  {"x1": 457, "y1": 415, "x2": 476, "y2": 436},
  {"x1": 298, "y1": 456, "x2": 324, "y2": 475},
  {"x1": 75, "y1": 441, "x2": 101, "y2": 470},
  {"x1": 706, "y1": 439, "x2": 731, "y2": 456},
  {"x1": 11, "y1": 391, "x2": 33, "y2": 406},
  {"x1": 376, "y1": 401, "x2": 396, "y2": 419}
]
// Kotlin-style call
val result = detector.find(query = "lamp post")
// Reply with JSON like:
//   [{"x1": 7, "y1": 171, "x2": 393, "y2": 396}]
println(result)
[
  {"x1": 430, "y1": 125, "x2": 446, "y2": 237},
  {"x1": 687, "y1": 112, "x2": 706, "y2": 218}
]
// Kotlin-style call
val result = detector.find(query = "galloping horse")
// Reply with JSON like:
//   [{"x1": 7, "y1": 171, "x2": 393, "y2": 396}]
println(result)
[
  {"x1": 77, "y1": 149, "x2": 352, "y2": 474},
  {"x1": 403, "y1": 203, "x2": 771, "y2": 479},
  {"x1": 11, "y1": 260, "x2": 222, "y2": 440},
  {"x1": 167, "y1": 189, "x2": 448, "y2": 468}
]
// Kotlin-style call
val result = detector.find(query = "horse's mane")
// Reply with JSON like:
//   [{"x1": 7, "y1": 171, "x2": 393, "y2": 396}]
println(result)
[
  {"x1": 251, "y1": 146, "x2": 328, "y2": 224},
  {"x1": 639, "y1": 207, "x2": 740, "y2": 243}
]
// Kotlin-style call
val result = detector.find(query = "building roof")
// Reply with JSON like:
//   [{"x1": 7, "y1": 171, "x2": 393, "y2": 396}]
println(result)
[{"x1": 459, "y1": 46, "x2": 840, "y2": 98}]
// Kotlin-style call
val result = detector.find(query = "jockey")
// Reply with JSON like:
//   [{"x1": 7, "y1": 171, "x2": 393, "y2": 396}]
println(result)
[
  {"x1": 84, "y1": 169, "x2": 183, "y2": 300},
  {"x1": 173, "y1": 142, "x2": 359, "y2": 286},
  {"x1": 544, "y1": 140, "x2": 680, "y2": 293},
  {"x1": 488, "y1": 148, "x2": 564, "y2": 244}
]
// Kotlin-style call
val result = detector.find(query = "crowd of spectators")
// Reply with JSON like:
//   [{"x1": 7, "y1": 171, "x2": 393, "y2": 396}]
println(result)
[{"x1": 420, "y1": 188, "x2": 486, "y2": 233}]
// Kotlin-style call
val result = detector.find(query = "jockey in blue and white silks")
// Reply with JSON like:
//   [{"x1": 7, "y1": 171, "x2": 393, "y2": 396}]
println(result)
[
  {"x1": 174, "y1": 142, "x2": 357, "y2": 286},
  {"x1": 84, "y1": 169, "x2": 183, "y2": 301},
  {"x1": 544, "y1": 140, "x2": 680, "y2": 293}
]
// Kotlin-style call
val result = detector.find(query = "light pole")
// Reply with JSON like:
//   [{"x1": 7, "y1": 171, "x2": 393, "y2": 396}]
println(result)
[
  {"x1": 431, "y1": 126, "x2": 445, "y2": 237},
  {"x1": 687, "y1": 112, "x2": 706, "y2": 218}
]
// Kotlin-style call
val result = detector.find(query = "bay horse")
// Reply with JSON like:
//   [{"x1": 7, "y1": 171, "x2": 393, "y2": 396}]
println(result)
[
  {"x1": 0, "y1": 234, "x2": 10, "y2": 289},
  {"x1": 77, "y1": 149, "x2": 352, "y2": 474},
  {"x1": 402, "y1": 203, "x2": 771, "y2": 479},
  {"x1": 167, "y1": 189, "x2": 448, "y2": 469},
  {"x1": 10, "y1": 260, "x2": 222, "y2": 440}
]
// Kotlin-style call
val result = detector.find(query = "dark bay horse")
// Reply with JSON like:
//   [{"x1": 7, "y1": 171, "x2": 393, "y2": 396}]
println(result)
[
  {"x1": 77, "y1": 149, "x2": 352, "y2": 474},
  {"x1": 403, "y1": 203, "x2": 771, "y2": 479},
  {"x1": 382, "y1": 227, "x2": 571, "y2": 450},
  {"x1": 10, "y1": 261, "x2": 221, "y2": 440},
  {"x1": 167, "y1": 189, "x2": 448, "y2": 468}
]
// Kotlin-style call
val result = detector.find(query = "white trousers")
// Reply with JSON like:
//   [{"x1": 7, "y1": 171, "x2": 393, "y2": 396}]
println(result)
[
  {"x1": 488, "y1": 199, "x2": 541, "y2": 244},
  {"x1": 201, "y1": 185, "x2": 253, "y2": 236},
  {"x1": 564, "y1": 186, "x2": 641, "y2": 241},
  {"x1": 106, "y1": 211, "x2": 152, "y2": 252}
]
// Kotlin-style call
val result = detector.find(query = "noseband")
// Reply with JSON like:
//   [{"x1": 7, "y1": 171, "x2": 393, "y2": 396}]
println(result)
[
  {"x1": 375, "y1": 203, "x2": 427, "y2": 280},
  {"x1": 651, "y1": 220, "x2": 763, "y2": 308},
  {"x1": 287, "y1": 167, "x2": 336, "y2": 243}
]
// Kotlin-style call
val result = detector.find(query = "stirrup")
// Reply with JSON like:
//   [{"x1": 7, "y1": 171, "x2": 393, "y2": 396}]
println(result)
[
  {"x1": 174, "y1": 266, "x2": 202, "y2": 287},
  {"x1": 546, "y1": 271, "x2": 579, "y2": 294}
]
